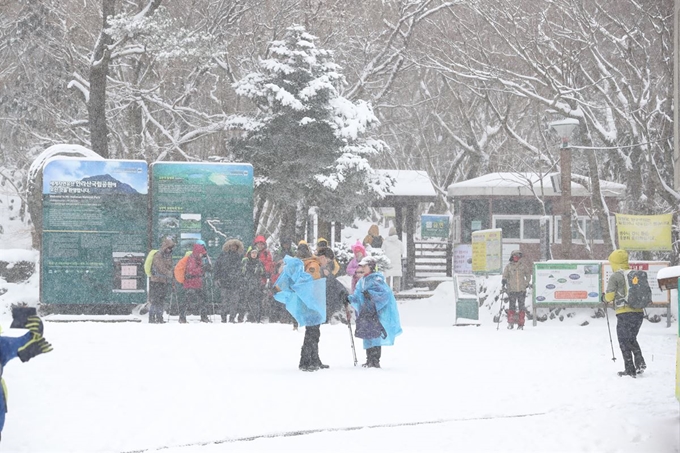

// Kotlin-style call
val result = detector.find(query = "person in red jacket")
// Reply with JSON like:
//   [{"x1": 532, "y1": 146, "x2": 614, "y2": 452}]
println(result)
[
  {"x1": 254, "y1": 235, "x2": 275, "y2": 284},
  {"x1": 183, "y1": 242, "x2": 211, "y2": 323},
  {"x1": 254, "y1": 235, "x2": 276, "y2": 322}
]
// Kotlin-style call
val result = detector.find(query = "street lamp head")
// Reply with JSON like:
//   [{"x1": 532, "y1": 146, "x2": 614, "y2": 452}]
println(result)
[{"x1": 549, "y1": 118, "x2": 579, "y2": 148}]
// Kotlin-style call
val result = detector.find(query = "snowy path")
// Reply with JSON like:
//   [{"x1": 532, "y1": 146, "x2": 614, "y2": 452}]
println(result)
[{"x1": 2, "y1": 287, "x2": 678, "y2": 452}]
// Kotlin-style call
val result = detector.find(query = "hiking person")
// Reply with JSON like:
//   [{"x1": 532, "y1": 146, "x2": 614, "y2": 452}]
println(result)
[
  {"x1": 345, "y1": 256, "x2": 402, "y2": 368},
  {"x1": 382, "y1": 227, "x2": 403, "y2": 292},
  {"x1": 501, "y1": 250, "x2": 532, "y2": 330},
  {"x1": 316, "y1": 238, "x2": 340, "y2": 275},
  {"x1": 241, "y1": 247, "x2": 267, "y2": 322},
  {"x1": 604, "y1": 249, "x2": 647, "y2": 377},
  {"x1": 148, "y1": 238, "x2": 175, "y2": 324},
  {"x1": 183, "y1": 242, "x2": 211, "y2": 323},
  {"x1": 273, "y1": 255, "x2": 327, "y2": 371},
  {"x1": 213, "y1": 239, "x2": 244, "y2": 323},
  {"x1": 317, "y1": 247, "x2": 348, "y2": 324},
  {"x1": 363, "y1": 224, "x2": 383, "y2": 249},
  {"x1": 346, "y1": 240, "x2": 366, "y2": 293}
]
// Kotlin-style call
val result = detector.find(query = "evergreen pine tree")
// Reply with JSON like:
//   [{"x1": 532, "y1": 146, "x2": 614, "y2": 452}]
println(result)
[{"x1": 231, "y1": 25, "x2": 392, "y2": 231}]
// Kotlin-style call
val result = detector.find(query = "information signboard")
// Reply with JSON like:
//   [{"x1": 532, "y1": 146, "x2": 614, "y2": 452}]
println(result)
[
  {"x1": 150, "y1": 163, "x2": 254, "y2": 258},
  {"x1": 41, "y1": 158, "x2": 149, "y2": 305},
  {"x1": 533, "y1": 261, "x2": 602, "y2": 306},
  {"x1": 453, "y1": 274, "x2": 480, "y2": 326}
]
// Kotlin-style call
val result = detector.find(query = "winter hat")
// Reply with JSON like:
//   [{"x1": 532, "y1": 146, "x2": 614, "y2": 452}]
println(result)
[
  {"x1": 298, "y1": 239, "x2": 308, "y2": 246},
  {"x1": 389, "y1": 227, "x2": 397, "y2": 236},
  {"x1": 317, "y1": 237, "x2": 329, "y2": 248},
  {"x1": 359, "y1": 255, "x2": 378, "y2": 272},
  {"x1": 296, "y1": 243, "x2": 312, "y2": 259},
  {"x1": 254, "y1": 235, "x2": 266, "y2": 245},
  {"x1": 509, "y1": 250, "x2": 523, "y2": 261},
  {"x1": 316, "y1": 247, "x2": 335, "y2": 260},
  {"x1": 351, "y1": 240, "x2": 366, "y2": 255},
  {"x1": 608, "y1": 249, "x2": 630, "y2": 272},
  {"x1": 195, "y1": 240, "x2": 206, "y2": 246},
  {"x1": 192, "y1": 243, "x2": 207, "y2": 255}
]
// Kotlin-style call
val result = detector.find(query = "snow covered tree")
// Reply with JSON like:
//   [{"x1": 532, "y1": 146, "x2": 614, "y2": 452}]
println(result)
[{"x1": 231, "y1": 25, "x2": 393, "y2": 237}]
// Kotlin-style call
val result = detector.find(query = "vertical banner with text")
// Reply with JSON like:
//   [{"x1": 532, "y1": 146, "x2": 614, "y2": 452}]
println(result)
[
  {"x1": 471, "y1": 228, "x2": 502, "y2": 274},
  {"x1": 41, "y1": 158, "x2": 149, "y2": 305}
]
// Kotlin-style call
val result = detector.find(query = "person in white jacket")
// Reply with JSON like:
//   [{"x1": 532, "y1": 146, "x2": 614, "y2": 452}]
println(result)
[{"x1": 382, "y1": 227, "x2": 403, "y2": 292}]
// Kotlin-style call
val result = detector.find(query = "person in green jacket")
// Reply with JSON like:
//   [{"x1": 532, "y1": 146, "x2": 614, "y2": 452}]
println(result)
[{"x1": 604, "y1": 249, "x2": 646, "y2": 378}]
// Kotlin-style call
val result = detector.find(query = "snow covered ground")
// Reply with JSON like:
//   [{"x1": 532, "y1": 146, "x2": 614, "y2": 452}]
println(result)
[{"x1": 0, "y1": 273, "x2": 678, "y2": 453}]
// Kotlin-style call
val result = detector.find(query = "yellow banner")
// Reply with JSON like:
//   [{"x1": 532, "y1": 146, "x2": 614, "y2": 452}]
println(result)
[
  {"x1": 471, "y1": 229, "x2": 502, "y2": 274},
  {"x1": 615, "y1": 214, "x2": 672, "y2": 251}
]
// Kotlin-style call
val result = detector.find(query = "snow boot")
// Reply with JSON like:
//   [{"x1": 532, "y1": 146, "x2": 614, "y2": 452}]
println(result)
[
  {"x1": 517, "y1": 311, "x2": 526, "y2": 330},
  {"x1": 618, "y1": 351, "x2": 637, "y2": 378},
  {"x1": 507, "y1": 310, "x2": 516, "y2": 329},
  {"x1": 633, "y1": 350, "x2": 646, "y2": 374}
]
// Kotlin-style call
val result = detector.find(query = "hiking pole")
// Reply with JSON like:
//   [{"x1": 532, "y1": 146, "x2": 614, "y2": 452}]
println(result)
[
  {"x1": 602, "y1": 298, "x2": 617, "y2": 362},
  {"x1": 496, "y1": 287, "x2": 506, "y2": 331},
  {"x1": 344, "y1": 303, "x2": 358, "y2": 366}
]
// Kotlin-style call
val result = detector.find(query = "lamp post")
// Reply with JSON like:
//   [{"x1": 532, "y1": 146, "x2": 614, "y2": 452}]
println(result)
[{"x1": 549, "y1": 118, "x2": 579, "y2": 259}]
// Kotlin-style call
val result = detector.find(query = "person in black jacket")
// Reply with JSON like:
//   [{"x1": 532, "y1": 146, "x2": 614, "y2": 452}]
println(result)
[
  {"x1": 241, "y1": 247, "x2": 267, "y2": 322},
  {"x1": 317, "y1": 247, "x2": 348, "y2": 325},
  {"x1": 213, "y1": 239, "x2": 245, "y2": 323}
]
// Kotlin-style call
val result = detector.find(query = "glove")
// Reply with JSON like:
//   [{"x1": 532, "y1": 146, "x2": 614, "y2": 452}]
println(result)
[
  {"x1": 501, "y1": 279, "x2": 507, "y2": 288},
  {"x1": 601, "y1": 293, "x2": 607, "y2": 303},
  {"x1": 343, "y1": 294, "x2": 350, "y2": 306},
  {"x1": 10, "y1": 306, "x2": 37, "y2": 329},
  {"x1": 362, "y1": 290, "x2": 371, "y2": 300},
  {"x1": 18, "y1": 335, "x2": 53, "y2": 363},
  {"x1": 25, "y1": 315, "x2": 44, "y2": 336}
]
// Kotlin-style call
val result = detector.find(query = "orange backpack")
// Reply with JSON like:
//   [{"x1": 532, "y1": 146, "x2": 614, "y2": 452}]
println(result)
[{"x1": 174, "y1": 254, "x2": 190, "y2": 283}]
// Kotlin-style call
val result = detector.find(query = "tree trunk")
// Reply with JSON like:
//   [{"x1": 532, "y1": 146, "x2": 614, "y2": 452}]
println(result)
[
  {"x1": 586, "y1": 150, "x2": 613, "y2": 252},
  {"x1": 88, "y1": 0, "x2": 115, "y2": 158}
]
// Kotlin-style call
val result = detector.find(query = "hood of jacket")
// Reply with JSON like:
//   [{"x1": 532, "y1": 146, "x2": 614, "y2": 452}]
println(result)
[
  {"x1": 223, "y1": 239, "x2": 244, "y2": 255},
  {"x1": 608, "y1": 249, "x2": 629, "y2": 272}
]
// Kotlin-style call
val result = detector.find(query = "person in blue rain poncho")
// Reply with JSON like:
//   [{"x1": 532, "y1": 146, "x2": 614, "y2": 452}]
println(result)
[
  {"x1": 345, "y1": 256, "x2": 402, "y2": 368},
  {"x1": 273, "y1": 255, "x2": 327, "y2": 371}
]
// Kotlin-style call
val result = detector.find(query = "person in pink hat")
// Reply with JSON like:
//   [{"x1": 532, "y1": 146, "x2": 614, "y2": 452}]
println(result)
[{"x1": 346, "y1": 240, "x2": 367, "y2": 293}]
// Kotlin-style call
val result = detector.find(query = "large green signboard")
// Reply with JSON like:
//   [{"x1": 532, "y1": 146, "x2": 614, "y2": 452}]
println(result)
[
  {"x1": 150, "y1": 163, "x2": 254, "y2": 257},
  {"x1": 41, "y1": 158, "x2": 149, "y2": 305}
]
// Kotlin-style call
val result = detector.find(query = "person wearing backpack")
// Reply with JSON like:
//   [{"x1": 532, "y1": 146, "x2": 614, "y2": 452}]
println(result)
[
  {"x1": 148, "y1": 238, "x2": 175, "y2": 323},
  {"x1": 604, "y1": 249, "x2": 648, "y2": 377},
  {"x1": 214, "y1": 239, "x2": 245, "y2": 323},
  {"x1": 183, "y1": 242, "x2": 211, "y2": 323}
]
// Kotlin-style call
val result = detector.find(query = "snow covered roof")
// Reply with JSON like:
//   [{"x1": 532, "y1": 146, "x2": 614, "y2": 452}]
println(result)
[
  {"x1": 377, "y1": 169, "x2": 437, "y2": 197},
  {"x1": 447, "y1": 172, "x2": 625, "y2": 198}
]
